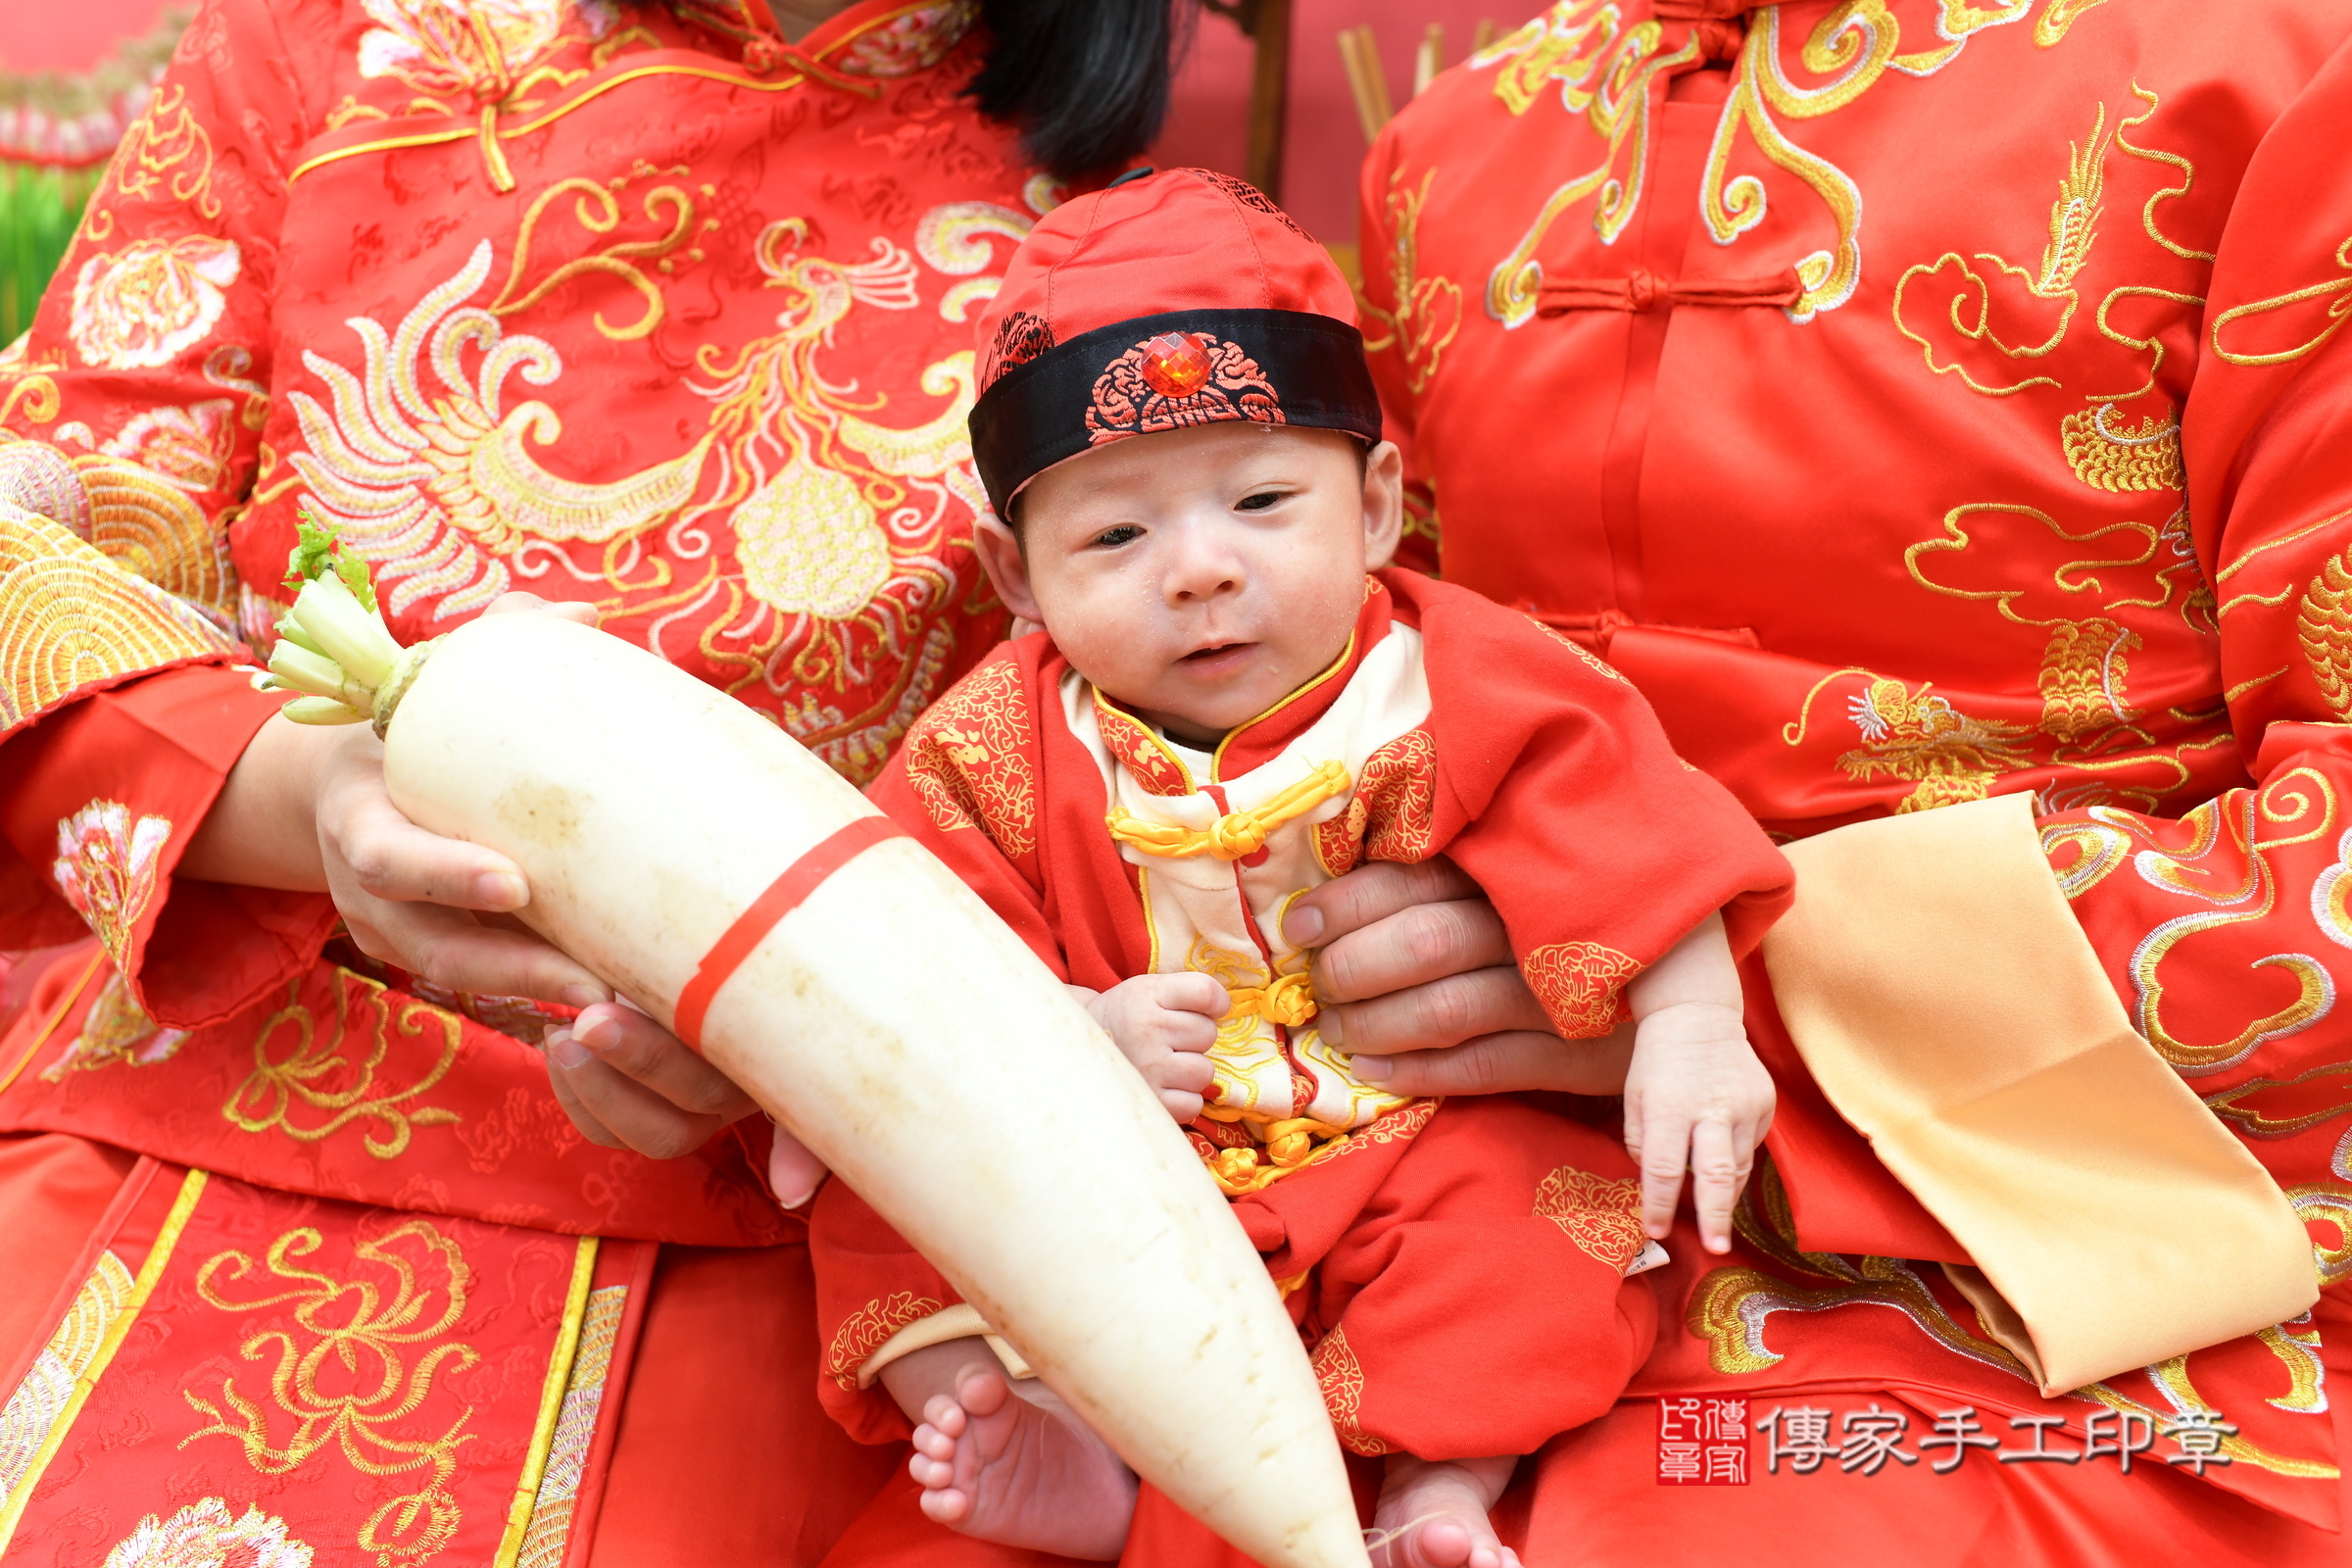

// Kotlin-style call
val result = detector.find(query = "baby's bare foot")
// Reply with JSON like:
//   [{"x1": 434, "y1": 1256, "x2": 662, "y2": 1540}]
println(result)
[
  {"x1": 1371, "y1": 1454, "x2": 1522, "y2": 1568},
  {"x1": 908, "y1": 1366, "x2": 1138, "y2": 1559}
]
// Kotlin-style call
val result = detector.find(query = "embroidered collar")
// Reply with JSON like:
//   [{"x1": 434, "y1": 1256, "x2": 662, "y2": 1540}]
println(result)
[{"x1": 667, "y1": 0, "x2": 974, "y2": 77}]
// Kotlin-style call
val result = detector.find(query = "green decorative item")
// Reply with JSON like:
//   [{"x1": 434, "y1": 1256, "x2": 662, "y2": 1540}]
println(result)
[
  {"x1": 1, "y1": 164, "x2": 104, "y2": 342},
  {"x1": 0, "y1": 6, "x2": 191, "y2": 344}
]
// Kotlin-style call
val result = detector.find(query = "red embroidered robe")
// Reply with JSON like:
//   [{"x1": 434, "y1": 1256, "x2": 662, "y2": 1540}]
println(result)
[
  {"x1": 1354, "y1": 0, "x2": 2352, "y2": 1557},
  {"x1": 0, "y1": 1, "x2": 1054, "y2": 1561},
  {"x1": 814, "y1": 568, "x2": 1790, "y2": 1464}
]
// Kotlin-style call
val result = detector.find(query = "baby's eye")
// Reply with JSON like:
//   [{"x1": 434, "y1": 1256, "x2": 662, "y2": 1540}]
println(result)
[
  {"x1": 1090, "y1": 524, "x2": 1144, "y2": 549},
  {"x1": 1235, "y1": 490, "x2": 1284, "y2": 513}
]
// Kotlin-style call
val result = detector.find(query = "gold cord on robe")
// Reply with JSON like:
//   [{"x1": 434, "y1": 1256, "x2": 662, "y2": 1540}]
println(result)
[{"x1": 1105, "y1": 761, "x2": 1351, "y2": 860}]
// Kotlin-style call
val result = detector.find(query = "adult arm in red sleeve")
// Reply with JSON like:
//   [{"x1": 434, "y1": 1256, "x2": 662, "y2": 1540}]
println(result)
[{"x1": 2036, "y1": 47, "x2": 2352, "y2": 1227}]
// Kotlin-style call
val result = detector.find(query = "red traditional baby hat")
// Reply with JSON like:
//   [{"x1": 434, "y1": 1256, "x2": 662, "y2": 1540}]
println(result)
[{"x1": 967, "y1": 168, "x2": 1382, "y2": 515}]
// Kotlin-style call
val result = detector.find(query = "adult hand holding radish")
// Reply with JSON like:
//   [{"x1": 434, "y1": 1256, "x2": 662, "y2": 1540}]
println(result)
[
  {"x1": 248, "y1": 518, "x2": 1370, "y2": 1568},
  {"x1": 180, "y1": 577, "x2": 804, "y2": 1176}
]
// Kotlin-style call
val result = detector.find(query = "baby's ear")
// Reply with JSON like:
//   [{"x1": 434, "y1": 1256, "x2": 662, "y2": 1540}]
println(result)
[
  {"x1": 1360, "y1": 440, "x2": 1404, "y2": 570},
  {"x1": 974, "y1": 513, "x2": 1045, "y2": 625}
]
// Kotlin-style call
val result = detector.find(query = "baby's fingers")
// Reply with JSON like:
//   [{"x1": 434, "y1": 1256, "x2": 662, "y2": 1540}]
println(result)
[
  {"x1": 1157, "y1": 971, "x2": 1232, "y2": 1020},
  {"x1": 1637, "y1": 1113, "x2": 1690, "y2": 1241},
  {"x1": 1688, "y1": 1117, "x2": 1756, "y2": 1254},
  {"x1": 1158, "y1": 1087, "x2": 1206, "y2": 1122}
]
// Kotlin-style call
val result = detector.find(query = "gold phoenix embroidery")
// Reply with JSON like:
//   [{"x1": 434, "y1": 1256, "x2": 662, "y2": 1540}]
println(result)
[
  {"x1": 75, "y1": 453, "x2": 235, "y2": 618},
  {"x1": 183, "y1": 1219, "x2": 483, "y2": 1568},
  {"x1": 226, "y1": 972, "x2": 465, "y2": 1158},
  {"x1": 290, "y1": 239, "x2": 714, "y2": 621}
]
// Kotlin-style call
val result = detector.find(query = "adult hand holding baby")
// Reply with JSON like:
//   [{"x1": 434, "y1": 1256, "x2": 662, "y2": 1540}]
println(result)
[{"x1": 1284, "y1": 858, "x2": 1638, "y2": 1097}]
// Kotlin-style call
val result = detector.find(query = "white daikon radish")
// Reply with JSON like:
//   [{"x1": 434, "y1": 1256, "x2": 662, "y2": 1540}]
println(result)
[{"x1": 267, "y1": 523, "x2": 1368, "y2": 1568}]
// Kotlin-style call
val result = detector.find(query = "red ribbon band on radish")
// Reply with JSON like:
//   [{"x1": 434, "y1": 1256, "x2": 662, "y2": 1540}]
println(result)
[{"x1": 671, "y1": 814, "x2": 909, "y2": 1051}]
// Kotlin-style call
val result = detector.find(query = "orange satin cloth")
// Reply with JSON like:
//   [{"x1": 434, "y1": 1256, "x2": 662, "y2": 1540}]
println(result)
[{"x1": 1765, "y1": 793, "x2": 2316, "y2": 1392}]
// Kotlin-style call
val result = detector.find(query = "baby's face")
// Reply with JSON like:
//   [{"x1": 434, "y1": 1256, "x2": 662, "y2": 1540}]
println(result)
[{"x1": 984, "y1": 423, "x2": 1401, "y2": 747}]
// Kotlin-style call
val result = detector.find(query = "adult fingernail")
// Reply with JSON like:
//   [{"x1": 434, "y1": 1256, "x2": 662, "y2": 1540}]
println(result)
[
  {"x1": 574, "y1": 1014, "x2": 615, "y2": 1053},
  {"x1": 475, "y1": 870, "x2": 527, "y2": 908},
  {"x1": 561, "y1": 983, "x2": 609, "y2": 1008},
  {"x1": 1351, "y1": 1052, "x2": 1390, "y2": 1082},
  {"x1": 1283, "y1": 905, "x2": 1324, "y2": 945},
  {"x1": 1318, "y1": 1008, "x2": 1345, "y2": 1047},
  {"x1": 546, "y1": 1028, "x2": 590, "y2": 1069}
]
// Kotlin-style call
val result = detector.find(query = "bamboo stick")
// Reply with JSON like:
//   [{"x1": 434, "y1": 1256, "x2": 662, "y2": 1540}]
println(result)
[
  {"x1": 1413, "y1": 24, "x2": 1444, "y2": 97},
  {"x1": 1337, "y1": 25, "x2": 1393, "y2": 145}
]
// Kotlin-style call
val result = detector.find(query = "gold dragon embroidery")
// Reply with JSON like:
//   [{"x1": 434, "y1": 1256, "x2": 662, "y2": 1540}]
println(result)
[{"x1": 1357, "y1": 169, "x2": 1463, "y2": 396}]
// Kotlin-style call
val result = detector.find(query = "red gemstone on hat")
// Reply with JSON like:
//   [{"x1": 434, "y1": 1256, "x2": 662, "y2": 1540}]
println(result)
[{"x1": 1139, "y1": 332, "x2": 1213, "y2": 398}]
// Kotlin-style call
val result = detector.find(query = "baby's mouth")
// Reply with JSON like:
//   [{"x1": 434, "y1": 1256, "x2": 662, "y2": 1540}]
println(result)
[{"x1": 1180, "y1": 641, "x2": 1255, "y2": 668}]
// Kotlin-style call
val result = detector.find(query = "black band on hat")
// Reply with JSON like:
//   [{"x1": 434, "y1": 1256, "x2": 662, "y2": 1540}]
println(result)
[{"x1": 968, "y1": 308, "x2": 1383, "y2": 517}]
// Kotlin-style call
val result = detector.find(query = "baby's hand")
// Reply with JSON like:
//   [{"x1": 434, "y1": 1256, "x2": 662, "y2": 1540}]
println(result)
[
  {"x1": 1080, "y1": 973, "x2": 1225, "y2": 1121},
  {"x1": 1621, "y1": 1001, "x2": 1774, "y2": 1255}
]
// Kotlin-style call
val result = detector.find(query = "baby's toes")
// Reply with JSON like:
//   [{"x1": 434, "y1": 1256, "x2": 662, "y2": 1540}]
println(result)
[
  {"x1": 1430, "y1": 1521, "x2": 1479, "y2": 1568},
  {"x1": 916, "y1": 1480, "x2": 972, "y2": 1525},
  {"x1": 907, "y1": 1443, "x2": 956, "y2": 1493},
  {"x1": 1390, "y1": 1517, "x2": 1474, "y2": 1568},
  {"x1": 921, "y1": 1393, "x2": 969, "y2": 1437}
]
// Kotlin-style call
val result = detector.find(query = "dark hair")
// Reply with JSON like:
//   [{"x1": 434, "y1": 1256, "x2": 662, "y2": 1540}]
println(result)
[{"x1": 968, "y1": 0, "x2": 1179, "y2": 181}]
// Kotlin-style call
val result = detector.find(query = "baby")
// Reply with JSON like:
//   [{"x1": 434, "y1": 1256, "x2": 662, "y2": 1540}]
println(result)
[{"x1": 809, "y1": 170, "x2": 1792, "y2": 1566}]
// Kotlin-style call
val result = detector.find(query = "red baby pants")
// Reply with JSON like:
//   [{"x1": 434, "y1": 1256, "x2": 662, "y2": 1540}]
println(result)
[{"x1": 808, "y1": 1094, "x2": 1657, "y2": 1461}]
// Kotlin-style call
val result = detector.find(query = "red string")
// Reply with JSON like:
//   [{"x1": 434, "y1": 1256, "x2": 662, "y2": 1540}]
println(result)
[{"x1": 671, "y1": 815, "x2": 907, "y2": 1051}]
